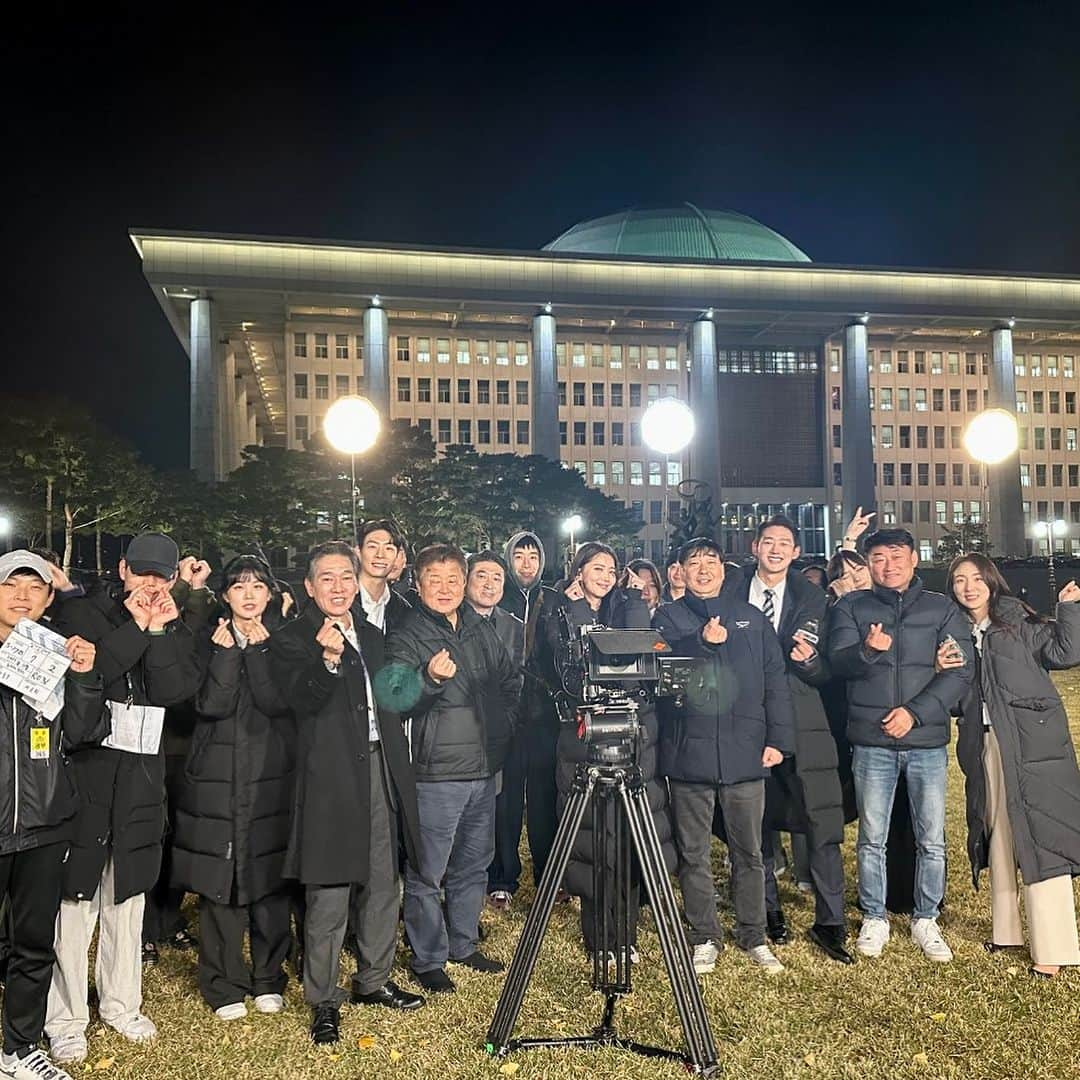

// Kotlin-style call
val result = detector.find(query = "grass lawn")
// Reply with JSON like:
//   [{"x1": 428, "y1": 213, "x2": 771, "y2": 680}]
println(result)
[{"x1": 69, "y1": 673, "x2": 1080, "y2": 1079}]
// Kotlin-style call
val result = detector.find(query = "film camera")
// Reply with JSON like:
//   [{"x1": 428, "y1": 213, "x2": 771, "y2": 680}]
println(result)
[{"x1": 555, "y1": 611, "x2": 692, "y2": 766}]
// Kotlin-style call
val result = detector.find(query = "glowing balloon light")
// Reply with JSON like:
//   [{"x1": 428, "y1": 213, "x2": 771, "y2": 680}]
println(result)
[
  {"x1": 641, "y1": 399, "x2": 696, "y2": 455},
  {"x1": 963, "y1": 408, "x2": 1019, "y2": 465},
  {"x1": 323, "y1": 396, "x2": 381, "y2": 455}
]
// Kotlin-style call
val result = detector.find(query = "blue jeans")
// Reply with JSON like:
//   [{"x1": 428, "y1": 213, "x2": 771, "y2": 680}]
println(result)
[
  {"x1": 405, "y1": 778, "x2": 496, "y2": 973},
  {"x1": 852, "y1": 745, "x2": 948, "y2": 921}
]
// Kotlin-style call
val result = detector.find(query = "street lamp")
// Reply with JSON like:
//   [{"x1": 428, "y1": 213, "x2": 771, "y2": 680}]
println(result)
[
  {"x1": 562, "y1": 513, "x2": 584, "y2": 554},
  {"x1": 962, "y1": 408, "x2": 1020, "y2": 551},
  {"x1": 1036, "y1": 519, "x2": 1068, "y2": 598},
  {"x1": 322, "y1": 396, "x2": 382, "y2": 544},
  {"x1": 642, "y1": 399, "x2": 696, "y2": 552}
]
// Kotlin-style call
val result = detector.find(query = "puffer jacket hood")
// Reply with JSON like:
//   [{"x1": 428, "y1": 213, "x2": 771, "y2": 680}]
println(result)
[{"x1": 503, "y1": 531, "x2": 546, "y2": 594}]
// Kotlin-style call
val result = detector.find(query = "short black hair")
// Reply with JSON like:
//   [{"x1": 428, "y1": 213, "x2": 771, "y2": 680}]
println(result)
[
  {"x1": 678, "y1": 536, "x2": 723, "y2": 565},
  {"x1": 664, "y1": 548, "x2": 681, "y2": 569},
  {"x1": 28, "y1": 547, "x2": 61, "y2": 567},
  {"x1": 221, "y1": 554, "x2": 279, "y2": 596},
  {"x1": 306, "y1": 540, "x2": 361, "y2": 580},
  {"x1": 415, "y1": 543, "x2": 468, "y2": 580},
  {"x1": 511, "y1": 534, "x2": 541, "y2": 553},
  {"x1": 863, "y1": 528, "x2": 916, "y2": 553},
  {"x1": 358, "y1": 518, "x2": 405, "y2": 550},
  {"x1": 467, "y1": 550, "x2": 507, "y2": 576},
  {"x1": 755, "y1": 515, "x2": 799, "y2": 544}
]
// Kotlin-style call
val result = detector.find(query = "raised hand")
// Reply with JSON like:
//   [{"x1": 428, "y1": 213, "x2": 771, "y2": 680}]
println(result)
[
  {"x1": 123, "y1": 585, "x2": 154, "y2": 631},
  {"x1": 177, "y1": 556, "x2": 197, "y2": 584},
  {"x1": 427, "y1": 648, "x2": 457, "y2": 683},
  {"x1": 211, "y1": 618, "x2": 234, "y2": 648},
  {"x1": 246, "y1": 618, "x2": 270, "y2": 644},
  {"x1": 702, "y1": 616, "x2": 727, "y2": 645},
  {"x1": 865, "y1": 622, "x2": 892, "y2": 653},
  {"x1": 316, "y1": 617, "x2": 345, "y2": 666},
  {"x1": 624, "y1": 569, "x2": 645, "y2": 592},
  {"x1": 1059, "y1": 580, "x2": 1080, "y2": 604},
  {"x1": 564, "y1": 579, "x2": 585, "y2": 601},
  {"x1": 844, "y1": 506, "x2": 876, "y2": 546},
  {"x1": 935, "y1": 639, "x2": 964, "y2": 672},
  {"x1": 189, "y1": 559, "x2": 212, "y2": 589},
  {"x1": 790, "y1": 636, "x2": 817, "y2": 663},
  {"x1": 47, "y1": 562, "x2": 74, "y2": 593},
  {"x1": 65, "y1": 635, "x2": 96, "y2": 674},
  {"x1": 148, "y1": 592, "x2": 179, "y2": 632}
]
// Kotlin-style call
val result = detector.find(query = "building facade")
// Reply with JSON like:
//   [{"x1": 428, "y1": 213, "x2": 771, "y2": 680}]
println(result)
[{"x1": 132, "y1": 205, "x2": 1080, "y2": 563}]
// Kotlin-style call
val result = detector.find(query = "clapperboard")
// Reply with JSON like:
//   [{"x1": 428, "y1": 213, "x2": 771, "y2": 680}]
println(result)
[{"x1": 0, "y1": 618, "x2": 71, "y2": 719}]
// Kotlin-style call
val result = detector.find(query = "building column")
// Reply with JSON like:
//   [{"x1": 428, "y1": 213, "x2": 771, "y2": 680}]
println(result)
[
  {"x1": 363, "y1": 304, "x2": 390, "y2": 419},
  {"x1": 531, "y1": 311, "x2": 561, "y2": 573},
  {"x1": 841, "y1": 321, "x2": 875, "y2": 530},
  {"x1": 189, "y1": 296, "x2": 221, "y2": 481},
  {"x1": 988, "y1": 324, "x2": 1026, "y2": 556},
  {"x1": 688, "y1": 317, "x2": 721, "y2": 518},
  {"x1": 531, "y1": 311, "x2": 559, "y2": 461}
]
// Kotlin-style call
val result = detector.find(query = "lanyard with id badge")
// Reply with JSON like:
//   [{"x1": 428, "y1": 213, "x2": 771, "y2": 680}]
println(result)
[{"x1": 102, "y1": 672, "x2": 165, "y2": 755}]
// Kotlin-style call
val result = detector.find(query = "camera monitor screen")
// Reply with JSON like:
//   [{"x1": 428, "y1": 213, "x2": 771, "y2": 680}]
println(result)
[{"x1": 586, "y1": 629, "x2": 671, "y2": 682}]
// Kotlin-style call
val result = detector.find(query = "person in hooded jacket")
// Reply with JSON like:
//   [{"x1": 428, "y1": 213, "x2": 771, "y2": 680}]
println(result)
[
  {"x1": 942, "y1": 553, "x2": 1080, "y2": 978},
  {"x1": 494, "y1": 531, "x2": 561, "y2": 895},
  {"x1": 45, "y1": 533, "x2": 202, "y2": 1067},
  {"x1": 170, "y1": 555, "x2": 297, "y2": 1020},
  {"x1": 384, "y1": 544, "x2": 521, "y2": 993},
  {"x1": 0, "y1": 551, "x2": 106, "y2": 1080},
  {"x1": 546, "y1": 542, "x2": 676, "y2": 959}
]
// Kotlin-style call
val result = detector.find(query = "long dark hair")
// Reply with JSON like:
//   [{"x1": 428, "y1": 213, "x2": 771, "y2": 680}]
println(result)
[
  {"x1": 945, "y1": 552, "x2": 1043, "y2": 628},
  {"x1": 569, "y1": 541, "x2": 618, "y2": 581}
]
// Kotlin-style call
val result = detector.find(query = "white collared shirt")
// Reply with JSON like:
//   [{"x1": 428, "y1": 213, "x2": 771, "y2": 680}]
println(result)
[
  {"x1": 327, "y1": 617, "x2": 380, "y2": 743},
  {"x1": 749, "y1": 573, "x2": 786, "y2": 633},
  {"x1": 359, "y1": 583, "x2": 390, "y2": 633},
  {"x1": 972, "y1": 617, "x2": 992, "y2": 727}
]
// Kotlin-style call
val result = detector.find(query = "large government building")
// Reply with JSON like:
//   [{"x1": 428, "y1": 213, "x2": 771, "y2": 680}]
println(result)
[{"x1": 132, "y1": 205, "x2": 1080, "y2": 564}]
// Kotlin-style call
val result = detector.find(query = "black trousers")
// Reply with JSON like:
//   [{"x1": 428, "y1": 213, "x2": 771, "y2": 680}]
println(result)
[
  {"x1": 763, "y1": 831, "x2": 846, "y2": 928},
  {"x1": 143, "y1": 752, "x2": 189, "y2": 945},
  {"x1": 0, "y1": 841, "x2": 67, "y2": 1055},
  {"x1": 197, "y1": 892, "x2": 291, "y2": 1010},
  {"x1": 523, "y1": 722, "x2": 559, "y2": 885},
  {"x1": 488, "y1": 734, "x2": 527, "y2": 894}
]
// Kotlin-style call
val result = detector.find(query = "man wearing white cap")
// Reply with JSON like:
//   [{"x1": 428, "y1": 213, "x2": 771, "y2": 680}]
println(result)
[
  {"x1": 44, "y1": 534, "x2": 201, "y2": 1065},
  {"x1": 0, "y1": 551, "x2": 105, "y2": 1080}
]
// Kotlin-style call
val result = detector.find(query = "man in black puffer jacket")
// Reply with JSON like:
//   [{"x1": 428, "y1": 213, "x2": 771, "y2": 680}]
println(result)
[
  {"x1": 653, "y1": 537, "x2": 794, "y2": 977},
  {"x1": 828, "y1": 528, "x2": 972, "y2": 964},
  {"x1": 383, "y1": 544, "x2": 521, "y2": 995}
]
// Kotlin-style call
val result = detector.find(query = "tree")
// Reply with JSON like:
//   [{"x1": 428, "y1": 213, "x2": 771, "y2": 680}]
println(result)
[{"x1": 936, "y1": 516, "x2": 991, "y2": 563}]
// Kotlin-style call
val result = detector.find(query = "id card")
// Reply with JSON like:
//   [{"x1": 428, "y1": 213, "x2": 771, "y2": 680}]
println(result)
[
  {"x1": 30, "y1": 727, "x2": 50, "y2": 760},
  {"x1": 103, "y1": 702, "x2": 165, "y2": 755}
]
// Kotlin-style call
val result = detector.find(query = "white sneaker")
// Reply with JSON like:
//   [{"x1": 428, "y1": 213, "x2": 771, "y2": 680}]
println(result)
[
  {"x1": 911, "y1": 918, "x2": 953, "y2": 962},
  {"x1": 108, "y1": 1012, "x2": 158, "y2": 1043},
  {"x1": 856, "y1": 917, "x2": 890, "y2": 958},
  {"x1": 46, "y1": 1035, "x2": 86, "y2": 1066},
  {"x1": 745, "y1": 944, "x2": 785, "y2": 974},
  {"x1": 215, "y1": 1002, "x2": 247, "y2": 1021},
  {"x1": 692, "y1": 941, "x2": 720, "y2": 974},
  {"x1": 253, "y1": 993, "x2": 285, "y2": 1014},
  {"x1": 1, "y1": 1048, "x2": 75, "y2": 1080}
]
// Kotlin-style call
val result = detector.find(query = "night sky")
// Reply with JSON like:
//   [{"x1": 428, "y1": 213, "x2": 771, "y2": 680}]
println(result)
[{"x1": 8, "y1": 4, "x2": 1080, "y2": 470}]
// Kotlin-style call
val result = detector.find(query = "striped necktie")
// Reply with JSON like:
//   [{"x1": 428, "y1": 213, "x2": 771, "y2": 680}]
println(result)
[{"x1": 762, "y1": 589, "x2": 776, "y2": 626}]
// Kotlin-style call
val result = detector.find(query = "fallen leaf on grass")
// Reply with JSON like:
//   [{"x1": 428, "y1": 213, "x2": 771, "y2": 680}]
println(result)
[
  {"x1": 93, "y1": 1059, "x2": 115, "y2": 1072},
  {"x1": 912, "y1": 1052, "x2": 929, "y2": 1067},
  {"x1": 929, "y1": 1013, "x2": 946, "y2": 1023},
  {"x1": 803, "y1": 1052, "x2": 816, "y2": 1067},
  {"x1": 357, "y1": 1035, "x2": 377, "y2": 1050},
  {"x1": 389, "y1": 1049, "x2": 403, "y2": 1062},
  {"x1": 499, "y1": 1064, "x2": 520, "y2": 1075},
  {"x1": 1006, "y1": 966, "x2": 1020, "y2": 976},
  {"x1": 327, "y1": 1053, "x2": 341, "y2": 1062}
]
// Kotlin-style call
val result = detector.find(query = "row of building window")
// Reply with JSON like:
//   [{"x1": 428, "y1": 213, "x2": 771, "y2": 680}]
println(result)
[
  {"x1": 386, "y1": 378, "x2": 683, "y2": 408},
  {"x1": 832, "y1": 461, "x2": 1080, "y2": 490},
  {"x1": 830, "y1": 349, "x2": 1078, "y2": 380},
  {"x1": 830, "y1": 386, "x2": 1080, "y2": 415},
  {"x1": 837, "y1": 423, "x2": 1080, "y2": 454},
  {"x1": 571, "y1": 461, "x2": 683, "y2": 487}
]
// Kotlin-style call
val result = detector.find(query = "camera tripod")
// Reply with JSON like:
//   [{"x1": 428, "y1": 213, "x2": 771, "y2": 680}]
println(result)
[{"x1": 485, "y1": 759, "x2": 720, "y2": 1075}]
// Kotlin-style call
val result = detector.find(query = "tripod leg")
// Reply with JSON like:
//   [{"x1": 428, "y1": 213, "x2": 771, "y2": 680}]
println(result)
[
  {"x1": 619, "y1": 782, "x2": 719, "y2": 1072},
  {"x1": 486, "y1": 766, "x2": 596, "y2": 1053}
]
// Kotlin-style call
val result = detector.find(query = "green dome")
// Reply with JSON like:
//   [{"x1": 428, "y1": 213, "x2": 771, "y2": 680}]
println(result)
[{"x1": 543, "y1": 203, "x2": 811, "y2": 263}]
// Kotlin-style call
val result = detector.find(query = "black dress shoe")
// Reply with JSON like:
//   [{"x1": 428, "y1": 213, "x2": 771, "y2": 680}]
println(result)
[
  {"x1": 984, "y1": 941, "x2": 1024, "y2": 954},
  {"x1": 413, "y1": 967, "x2": 456, "y2": 993},
  {"x1": 449, "y1": 951, "x2": 505, "y2": 973},
  {"x1": 165, "y1": 928, "x2": 198, "y2": 951},
  {"x1": 310, "y1": 1004, "x2": 340, "y2": 1044},
  {"x1": 351, "y1": 980, "x2": 425, "y2": 1010},
  {"x1": 807, "y1": 924, "x2": 855, "y2": 965},
  {"x1": 766, "y1": 911, "x2": 790, "y2": 946}
]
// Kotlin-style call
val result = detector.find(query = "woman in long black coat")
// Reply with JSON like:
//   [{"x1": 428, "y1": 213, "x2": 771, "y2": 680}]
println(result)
[
  {"x1": 544, "y1": 542, "x2": 676, "y2": 959},
  {"x1": 171, "y1": 556, "x2": 296, "y2": 1019},
  {"x1": 942, "y1": 553, "x2": 1080, "y2": 977}
]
